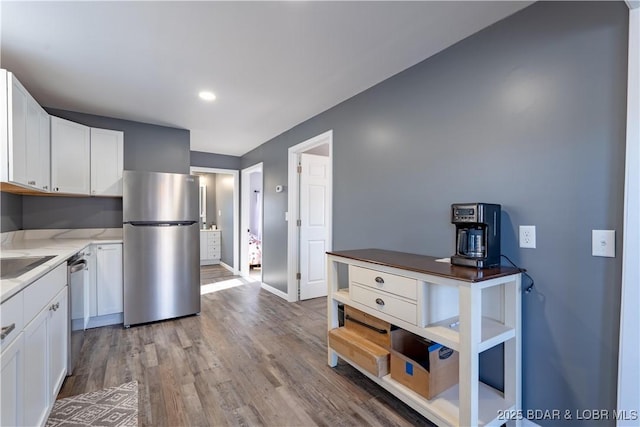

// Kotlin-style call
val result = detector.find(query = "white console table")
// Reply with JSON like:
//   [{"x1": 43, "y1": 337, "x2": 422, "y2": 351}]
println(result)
[{"x1": 326, "y1": 249, "x2": 522, "y2": 427}]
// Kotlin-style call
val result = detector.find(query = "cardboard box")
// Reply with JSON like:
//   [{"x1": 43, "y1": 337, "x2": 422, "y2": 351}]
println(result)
[
  {"x1": 390, "y1": 329, "x2": 458, "y2": 399},
  {"x1": 344, "y1": 305, "x2": 394, "y2": 349},
  {"x1": 328, "y1": 327, "x2": 389, "y2": 377}
]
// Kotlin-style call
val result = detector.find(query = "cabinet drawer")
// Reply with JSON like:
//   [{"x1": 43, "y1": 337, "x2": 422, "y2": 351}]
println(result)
[
  {"x1": 351, "y1": 284, "x2": 416, "y2": 325},
  {"x1": 350, "y1": 265, "x2": 417, "y2": 300},
  {"x1": 1, "y1": 292, "x2": 24, "y2": 350},
  {"x1": 23, "y1": 263, "x2": 67, "y2": 323}
]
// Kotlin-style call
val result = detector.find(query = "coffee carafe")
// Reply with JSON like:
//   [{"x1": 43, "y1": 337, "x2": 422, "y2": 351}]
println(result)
[{"x1": 451, "y1": 203, "x2": 501, "y2": 268}]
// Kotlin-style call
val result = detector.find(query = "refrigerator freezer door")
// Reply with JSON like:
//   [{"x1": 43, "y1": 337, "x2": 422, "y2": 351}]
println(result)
[
  {"x1": 123, "y1": 223, "x2": 200, "y2": 326},
  {"x1": 123, "y1": 170, "x2": 199, "y2": 223}
]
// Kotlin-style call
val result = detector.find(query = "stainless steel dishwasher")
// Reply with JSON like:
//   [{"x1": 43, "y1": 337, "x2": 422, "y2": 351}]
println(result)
[{"x1": 68, "y1": 251, "x2": 88, "y2": 375}]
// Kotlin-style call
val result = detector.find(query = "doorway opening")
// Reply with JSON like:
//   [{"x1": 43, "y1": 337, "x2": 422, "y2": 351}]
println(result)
[
  {"x1": 287, "y1": 130, "x2": 333, "y2": 302},
  {"x1": 190, "y1": 166, "x2": 239, "y2": 275},
  {"x1": 240, "y1": 163, "x2": 263, "y2": 282}
]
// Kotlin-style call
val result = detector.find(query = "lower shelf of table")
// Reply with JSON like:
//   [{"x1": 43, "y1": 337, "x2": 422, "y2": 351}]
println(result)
[
  {"x1": 332, "y1": 349, "x2": 515, "y2": 427},
  {"x1": 332, "y1": 290, "x2": 515, "y2": 352}
]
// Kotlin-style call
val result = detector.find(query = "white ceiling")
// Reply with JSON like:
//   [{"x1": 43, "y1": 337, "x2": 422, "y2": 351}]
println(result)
[{"x1": 1, "y1": 1, "x2": 531, "y2": 157}]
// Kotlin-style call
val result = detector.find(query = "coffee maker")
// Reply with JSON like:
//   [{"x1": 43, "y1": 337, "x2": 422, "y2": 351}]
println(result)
[{"x1": 451, "y1": 203, "x2": 501, "y2": 268}]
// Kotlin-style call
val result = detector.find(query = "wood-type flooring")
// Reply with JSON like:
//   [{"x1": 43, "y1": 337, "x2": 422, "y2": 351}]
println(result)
[{"x1": 58, "y1": 265, "x2": 433, "y2": 426}]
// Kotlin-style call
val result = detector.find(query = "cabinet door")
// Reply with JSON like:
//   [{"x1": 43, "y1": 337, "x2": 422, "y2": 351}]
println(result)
[
  {"x1": 87, "y1": 247, "x2": 98, "y2": 318},
  {"x1": 23, "y1": 306, "x2": 50, "y2": 427},
  {"x1": 37, "y1": 108, "x2": 51, "y2": 192},
  {"x1": 49, "y1": 287, "x2": 68, "y2": 398},
  {"x1": 25, "y1": 96, "x2": 40, "y2": 188},
  {"x1": 90, "y1": 128, "x2": 123, "y2": 196},
  {"x1": 96, "y1": 244, "x2": 123, "y2": 316},
  {"x1": 200, "y1": 231, "x2": 208, "y2": 261},
  {"x1": 51, "y1": 116, "x2": 90, "y2": 194},
  {"x1": 7, "y1": 74, "x2": 28, "y2": 185},
  {"x1": 1, "y1": 332, "x2": 24, "y2": 427}
]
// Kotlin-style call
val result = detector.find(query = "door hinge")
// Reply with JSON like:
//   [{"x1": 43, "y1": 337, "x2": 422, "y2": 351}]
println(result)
[
  {"x1": 296, "y1": 272, "x2": 301, "y2": 280},
  {"x1": 297, "y1": 165, "x2": 302, "y2": 174},
  {"x1": 296, "y1": 219, "x2": 301, "y2": 227}
]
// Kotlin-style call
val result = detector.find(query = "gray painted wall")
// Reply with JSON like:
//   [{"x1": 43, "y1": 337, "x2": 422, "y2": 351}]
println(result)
[
  {"x1": 241, "y1": 2, "x2": 628, "y2": 423},
  {"x1": 191, "y1": 151, "x2": 241, "y2": 170},
  {"x1": 1, "y1": 192, "x2": 23, "y2": 232},
  {"x1": 215, "y1": 174, "x2": 235, "y2": 266},
  {"x1": 23, "y1": 196, "x2": 123, "y2": 229}
]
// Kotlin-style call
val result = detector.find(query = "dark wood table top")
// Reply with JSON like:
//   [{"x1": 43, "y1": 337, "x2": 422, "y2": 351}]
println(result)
[{"x1": 326, "y1": 248, "x2": 521, "y2": 283}]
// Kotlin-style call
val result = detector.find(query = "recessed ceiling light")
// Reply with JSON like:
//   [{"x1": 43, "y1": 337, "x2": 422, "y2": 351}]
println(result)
[{"x1": 199, "y1": 91, "x2": 216, "y2": 101}]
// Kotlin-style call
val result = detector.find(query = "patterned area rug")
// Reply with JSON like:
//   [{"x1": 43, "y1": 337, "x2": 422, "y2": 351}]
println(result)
[{"x1": 46, "y1": 381, "x2": 138, "y2": 427}]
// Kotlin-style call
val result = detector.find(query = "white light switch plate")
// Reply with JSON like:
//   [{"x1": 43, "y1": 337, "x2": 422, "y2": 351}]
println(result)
[{"x1": 592, "y1": 230, "x2": 615, "y2": 257}]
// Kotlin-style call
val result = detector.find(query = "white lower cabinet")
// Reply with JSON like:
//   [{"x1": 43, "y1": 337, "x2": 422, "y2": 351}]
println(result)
[
  {"x1": 49, "y1": 287, "x2": 68, "y2": 399},
  {"x1": 200, "y1": 230, "x2": 221, "y2": 265},
  {"x1": 0, "y1": 262, "x2": 68, "y2": 427},
  {"x1": 0, "y1": 333, "x2": 24, "y2": 427},
  {"x1": 96, "y1": 244, "x2": 123, "y2": 316},
  {"x1": 88, "y1": 243, "x2": 124, "y2": 327},
  {"x1": 24, "y1": 285, "x2": 68, "y2": 427},
  {"x1": 23, "y1": 303, "x2": 51, "y2": 427}
]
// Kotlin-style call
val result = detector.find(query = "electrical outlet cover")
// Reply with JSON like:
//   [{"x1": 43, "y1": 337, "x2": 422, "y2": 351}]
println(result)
[{"x1": 519, "y1": 225, "x2": 536, "y2": 249}]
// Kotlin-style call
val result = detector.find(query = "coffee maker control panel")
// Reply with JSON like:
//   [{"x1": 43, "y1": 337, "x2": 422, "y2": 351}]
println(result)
[{"x1": 452, "y1": 205, "x2": 480, "y2": 222}]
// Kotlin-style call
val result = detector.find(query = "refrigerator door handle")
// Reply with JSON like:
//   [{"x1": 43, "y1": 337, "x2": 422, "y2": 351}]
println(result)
[{"x1": 126, "y1": 221, "x2": 197, "y2": 227}]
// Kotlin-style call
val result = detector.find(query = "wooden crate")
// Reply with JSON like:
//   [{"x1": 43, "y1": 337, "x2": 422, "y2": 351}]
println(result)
[
  {"x1": 344, "y1": 305, "x2": 393, "y2": 349},
  {"x1": 328, "y1": 327, "x2": 389, "y2": 377}
]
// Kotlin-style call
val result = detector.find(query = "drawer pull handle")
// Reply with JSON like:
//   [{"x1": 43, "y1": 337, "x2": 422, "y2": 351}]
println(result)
[
  {"x1": 50, "y1": 302, "x2": 60, "y2": 312},
  {"x1": 375, "y1": 298, "x2": 385, "y2": 306},
  {"x1": 1, "y1": 323, "x2": 16, "y2": 340},
  {"x1": 374, "y1": 276, "x2": 384, "y2": 284},
  {"x1": 345, "y1": 315, "x2": 387, "y2": 334}
]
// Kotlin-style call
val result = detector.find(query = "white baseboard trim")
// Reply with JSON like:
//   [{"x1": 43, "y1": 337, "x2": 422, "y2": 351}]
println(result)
[
  {"x1": 260, "y1": 282, "x2": 289, "y2": 300},
  {"x1": 219, "y1": 261, "x2": 237, "y2": 274},
  {"x1": 87, "y1": 313, "x2": 123, "y2": 329}
]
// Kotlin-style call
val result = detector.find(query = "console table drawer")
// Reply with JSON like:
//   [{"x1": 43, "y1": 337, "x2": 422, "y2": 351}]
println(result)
[
  {"x1": 351, "y1": 284, "x2": 416, "y2": 325},
  {"x1": 350, "y1": 265, "x2": 416, "y2": 300}
]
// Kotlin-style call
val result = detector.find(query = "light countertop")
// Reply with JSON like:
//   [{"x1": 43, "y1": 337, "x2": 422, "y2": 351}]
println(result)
[{"x1": 1, "y1": 228, "x2": 123, "y2": 303}]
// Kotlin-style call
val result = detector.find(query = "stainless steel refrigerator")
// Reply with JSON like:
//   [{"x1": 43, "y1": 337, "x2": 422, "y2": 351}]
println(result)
[{"x1": 123, "y1": 170, "x2": 200, "y2": 327}]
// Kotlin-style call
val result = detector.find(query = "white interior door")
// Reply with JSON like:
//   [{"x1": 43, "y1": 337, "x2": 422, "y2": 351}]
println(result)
[{"x1": 299, "y1": 153, "x2": 330, "y2": 300}]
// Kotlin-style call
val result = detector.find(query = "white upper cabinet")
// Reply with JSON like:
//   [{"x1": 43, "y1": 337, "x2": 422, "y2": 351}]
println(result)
[
  {"x1": 51, "y1": 117, "x2": 124, "y2": 197},
  {"x1": 90, "y1": 127, "x2": 123, "y2": 196},
  {"x1": 1, "y1": 70, "x2": 50, "y2": 191},
  {"x1": 37, "y1": 109, "x2": 51, "y2": 191},
  {"x1": 51, "y1": 116, "x2": 91, "y2": 195}
]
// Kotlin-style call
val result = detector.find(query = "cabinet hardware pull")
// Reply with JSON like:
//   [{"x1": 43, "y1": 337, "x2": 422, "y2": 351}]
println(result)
[
  {"x1": 43, "y1": 185, "x2": 48, "y2": 190},
  {"x1": 375, "y1": 298, "x2": 385, "y2": 306},
  {"x1": 1, "y1": 323, "x2": 16, "y2": 340},
  {"x1": 374, "y1": 277, "x2": 384, "y2": 284},
  {"x1": 28, "y1": 180, "x2": 36, "y2": 185},
  {"x1": 55, "y1": 187, "x2": 59, "y2": 192},
  {"x1": 345, "y1": 315, "x2": 387, "y2": 334}
]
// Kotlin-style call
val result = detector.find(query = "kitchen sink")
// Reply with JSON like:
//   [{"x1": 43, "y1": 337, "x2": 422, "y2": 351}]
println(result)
[{"x1": 0, "y1": 255, "x2": 56, "y2": 280}]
